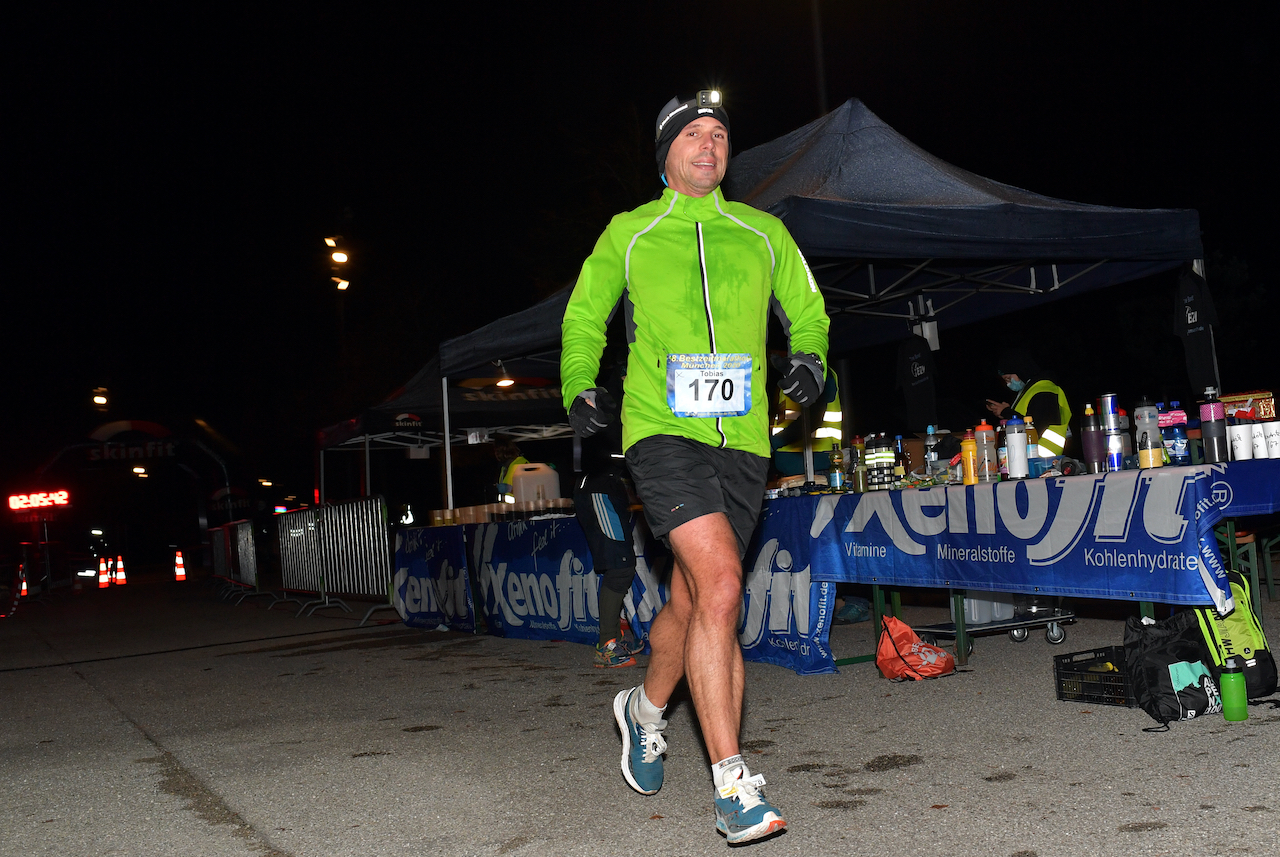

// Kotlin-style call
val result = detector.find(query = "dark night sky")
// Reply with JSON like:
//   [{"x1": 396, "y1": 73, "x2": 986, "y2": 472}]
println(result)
[{"x1": 6, "y1": 3, "x2": 1273, "y2": 502}]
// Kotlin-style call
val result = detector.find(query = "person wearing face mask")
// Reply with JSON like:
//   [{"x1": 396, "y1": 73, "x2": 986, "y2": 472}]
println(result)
[{"x1": 985, "y1": 348, "x2": 1073, "y2": 457}]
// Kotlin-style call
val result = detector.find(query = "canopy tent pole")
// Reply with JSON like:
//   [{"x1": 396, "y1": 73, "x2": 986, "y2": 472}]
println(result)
[
  {"x1": 835, "y1": 357, "x2": 854, "y2": 445},
  {"x1": 364, "y1": 434, "x2": 371, "y2": 496},
  {"x1": 442, "y1": 375, "x2": 454, "y2": 509},
  {"x1": 802, "y1": 405, "x2": 816, "y2": 484}
]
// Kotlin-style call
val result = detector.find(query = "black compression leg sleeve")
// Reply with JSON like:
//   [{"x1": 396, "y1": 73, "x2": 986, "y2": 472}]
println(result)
[{"x1": 598, "y1": 582, "x2": 627, "y2": 645}]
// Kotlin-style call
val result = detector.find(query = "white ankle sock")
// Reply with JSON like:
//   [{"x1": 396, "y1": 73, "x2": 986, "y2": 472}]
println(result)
[
  {"x1": 632, "y1": 685, "x2": 666, "y2": 725},
  {"x1": 712, "y1": 754, "x2": 747, "y2": 790}
]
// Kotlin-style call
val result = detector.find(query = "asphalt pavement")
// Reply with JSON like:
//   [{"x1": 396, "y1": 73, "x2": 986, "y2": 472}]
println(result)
[{"x1": 3, "y1": 566, "x2": 1279, "y2": 857}]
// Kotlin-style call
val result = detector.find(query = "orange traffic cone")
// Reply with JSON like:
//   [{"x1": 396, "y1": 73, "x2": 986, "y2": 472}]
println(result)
[
  {"x1": 98, "y1": 557, "x2": 110, "y2": 589},
  {"x1": 19, "y1": 568, "x2": 27, "y2": 598},
  {"x1": 174, "y1": 550, "x2": 186, "y2": 582},
  {"x1": 114, "y1": 555, "x2": 127, "y2": 585}
]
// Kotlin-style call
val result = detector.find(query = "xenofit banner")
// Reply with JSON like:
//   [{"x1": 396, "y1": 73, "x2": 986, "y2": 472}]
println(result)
[
  {"x1": 738, "y1": 536, "x2": 837, "y2": 675},
  {"x1": 742, "y1": 462, "x2": 1279, "y2": 674},
  {"x1": 466, "y1": 518, "x2": 670, "y2": 647},
  {"x1": 394, "y1": 526, "x2": 476, "y2": 632}
]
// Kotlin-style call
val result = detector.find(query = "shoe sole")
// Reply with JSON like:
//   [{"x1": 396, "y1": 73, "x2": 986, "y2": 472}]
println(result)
[
  {"x1": 613, "y1": 689, "x2": 658, "y2": 795},
  {"x1": 719, "y1": 816, "x2": 787, "y2": 844},
  {"x1": 595, "y1": 656, "x2": 637, "y2": 669}
]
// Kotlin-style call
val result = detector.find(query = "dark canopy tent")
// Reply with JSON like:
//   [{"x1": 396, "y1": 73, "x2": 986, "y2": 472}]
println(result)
[
  {"x1": 721, "y1": 99, "x2": 1203, "y2": 351},
  {"x1": 318, "y1": 99, "x2": 1206, "y2": 504},
  {"x1": 316, "y1": 287, "x2": 574, "y2": 504}
]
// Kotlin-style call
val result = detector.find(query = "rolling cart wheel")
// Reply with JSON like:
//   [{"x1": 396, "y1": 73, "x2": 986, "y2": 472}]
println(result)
[
  {"x1": 963, "y1": 636, "x2": 975, "y2": 657},
  {"x1": 919, "y1": 632, "x2": 938, "y2": 646},
  {"x1": 1008, "y1": 627, "x2": 1029, "y2": 643},
  {"x1": 1045, "y1": 623, "x2": 1066, "y2": 645}
]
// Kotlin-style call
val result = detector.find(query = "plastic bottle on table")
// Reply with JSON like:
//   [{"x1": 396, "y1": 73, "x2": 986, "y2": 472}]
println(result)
[
  {"x1": 1201, "y1": 387, "x2": 1229, "y2": 464},
  {"x1": 975, "y1": 419, "x2": 999, "y2": 483},
  {"x1": 879, "y1": 433, "x2": 893, "y2": 488},
  {"x1": 1157, "y1": 401, "x2": 1174, "y2": 458},
  {"x1": 1137, "y1": 431, "x2": 1164, "y2": 469},
  {"x1": 1135, "y1": 397, "x2": 1160, "y2": 453},
  {"x1": 852, "y1": 459, "x2": 868, "y2": 493},
  {"x1": 1081, "y1": 403, "x2": 1106, "y2": 474},
  {"x1": 1005, "y1": 415, "x2": 1030, "y2": 479},
  {"x1": 961, "y1": 429, "x2": 979, "y2": 486},
  {"x1": 1167, "y1": 401, "x2": 1191, "y2": 465},
  {"x1": 893, "y1": 434, "x2": 907, "y2": 484},
  {"x1": 827, "y1": 440, "x2": 844, "y2": 490},
  {"x1": 1220, "y1": 657, "x2": 1248, "y2": 721},
  {"x1": 924, "y1": 425, "x2": 939, "y2": 481},
  {"x1": 866, "y1": 434, "x2": 881, "y2": 490},
  {"x1": 997, "y1": 421, "x2": 1009, "y2": 478}
]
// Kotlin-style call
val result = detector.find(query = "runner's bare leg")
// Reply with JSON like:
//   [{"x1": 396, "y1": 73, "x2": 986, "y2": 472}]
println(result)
[
  {"x1": 640, "y1": 512, "x2": 744, "y2": 763},
  {"x1": 640, "y1": 552, "x2": 691, "y2": 705}
]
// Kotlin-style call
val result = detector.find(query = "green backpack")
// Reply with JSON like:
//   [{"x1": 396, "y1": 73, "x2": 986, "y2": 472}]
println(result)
[{"x1": 1194, "y1": 570, "x2": 1278, "y2": 700}]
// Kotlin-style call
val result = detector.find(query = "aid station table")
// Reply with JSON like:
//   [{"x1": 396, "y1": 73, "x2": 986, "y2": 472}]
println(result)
[{"x1": 744, "y1": 459, "x2": 1280, "y2": 671}]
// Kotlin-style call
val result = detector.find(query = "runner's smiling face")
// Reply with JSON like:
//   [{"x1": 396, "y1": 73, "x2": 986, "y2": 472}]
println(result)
[{"x1": 664, "y1": 115, "x2": 728, "y2": 197}]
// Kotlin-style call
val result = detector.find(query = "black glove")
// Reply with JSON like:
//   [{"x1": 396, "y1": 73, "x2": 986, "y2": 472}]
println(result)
[
  {"x1": 568, "y1": 387, "x2": 618, "y2": 438},
  {"x1": 777, "y1": 352, "x2": 824, "y2": 407}
]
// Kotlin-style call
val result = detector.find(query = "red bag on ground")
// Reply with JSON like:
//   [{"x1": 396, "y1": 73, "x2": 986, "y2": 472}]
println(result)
[{"x1": 876, "y1": 615, "x2": 955, "y2": 680}]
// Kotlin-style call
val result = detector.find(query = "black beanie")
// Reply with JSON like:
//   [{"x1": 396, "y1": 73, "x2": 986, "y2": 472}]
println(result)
[{"x1": 654, "y1": 94, "x2": 731, "y2": 179}]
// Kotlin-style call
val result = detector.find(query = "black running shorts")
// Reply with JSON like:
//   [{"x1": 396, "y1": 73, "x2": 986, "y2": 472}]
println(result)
[{"x1": 624, "y1": 435, "x2": 769, "y2": 558}]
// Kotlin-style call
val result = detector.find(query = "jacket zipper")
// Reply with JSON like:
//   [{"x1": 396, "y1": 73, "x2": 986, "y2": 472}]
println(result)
[{"x1": 695, "y1": 222, "x2": 727, "y2": 448}]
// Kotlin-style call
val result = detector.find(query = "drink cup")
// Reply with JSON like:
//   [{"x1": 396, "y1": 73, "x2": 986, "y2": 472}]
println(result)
[
  {"x1": 1265, "y1": 421, "x2": 1280, "y2": 459},
  {"x1": 1252, "y1": 423, "x2": 1268, "y2": 459},
  {"x1": 1228, "y1": 424, "x2": 1253, "y2": 461}
]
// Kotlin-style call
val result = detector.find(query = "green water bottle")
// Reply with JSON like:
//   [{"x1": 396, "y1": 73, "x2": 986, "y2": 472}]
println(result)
[{"x1": 1220, "y1": 658, "x2": 1248, "y2": 721}]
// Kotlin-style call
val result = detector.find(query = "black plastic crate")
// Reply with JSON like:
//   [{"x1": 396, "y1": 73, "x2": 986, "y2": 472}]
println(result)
[{"x1": 1054, "y1": 646, "x2": 1138, "y2": 708}]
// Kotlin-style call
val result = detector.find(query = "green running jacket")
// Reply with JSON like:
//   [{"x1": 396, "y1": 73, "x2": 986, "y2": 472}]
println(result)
[{"x1": 561, "y1": 187, "x2": 829, "y2": 458}]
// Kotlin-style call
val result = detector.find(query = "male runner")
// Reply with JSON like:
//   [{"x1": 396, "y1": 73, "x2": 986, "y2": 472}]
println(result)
[{"x1": 560, "y1": 89, "x2": 828, "y2": 845}]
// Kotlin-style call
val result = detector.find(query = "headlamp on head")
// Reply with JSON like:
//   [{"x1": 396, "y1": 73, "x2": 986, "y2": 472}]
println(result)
[{"x1": 654, "y1": 89, "x2": 731, "y2": 176}]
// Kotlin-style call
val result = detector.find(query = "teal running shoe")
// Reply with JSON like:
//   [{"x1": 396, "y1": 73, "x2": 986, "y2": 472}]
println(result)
[
  {"x1": 613, "y1": 687, "x2": 666, "y2": 795},
  {"x1": 714, "y1": 767, "x2": 787, "y2": 844}
]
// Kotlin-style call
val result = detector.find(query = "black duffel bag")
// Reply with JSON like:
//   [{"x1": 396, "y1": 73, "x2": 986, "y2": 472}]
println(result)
[{"x1": 1123, "y1": 611, "x2": 1222, "y2": 732}]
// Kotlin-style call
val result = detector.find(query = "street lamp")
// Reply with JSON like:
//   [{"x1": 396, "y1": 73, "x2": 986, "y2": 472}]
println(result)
[
  {"x1": 325, "y1": 236, "x2": 351, "y2": 289},
  {"x1": 92, "y1": 387, "x2": 109, "y2": 412}
]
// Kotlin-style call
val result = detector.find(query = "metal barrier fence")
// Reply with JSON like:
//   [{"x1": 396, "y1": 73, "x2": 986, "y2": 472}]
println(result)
[
  {"x1": 275, "y1": 496, "x2": 395, "y2": 624},
  {"x1": 209, "y1": 520, "x2": 257, "y2": 587},
  {"x1": 208, "y1": 519, "x2": 273, "y2": 605},
  {"x1": 276, "y1": 507, "x2": 322, "y2": 594}
]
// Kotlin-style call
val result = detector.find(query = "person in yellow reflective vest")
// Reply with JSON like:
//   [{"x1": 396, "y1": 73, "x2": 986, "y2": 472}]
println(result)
[
  {"x1": 770, "y1": 371, "x2": 841, "y2": 475},
  {"x1": 494, "y1": 436, "x2": 528, "y2": 503},
  {"x1": 985, "y1": 348, "x2": 1073, "y2": 457}
]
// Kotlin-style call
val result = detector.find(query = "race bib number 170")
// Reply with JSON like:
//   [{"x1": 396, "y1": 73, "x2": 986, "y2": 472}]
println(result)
[{"x1": 666, "y1": 353, "x2": 752, "y2": 418}]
